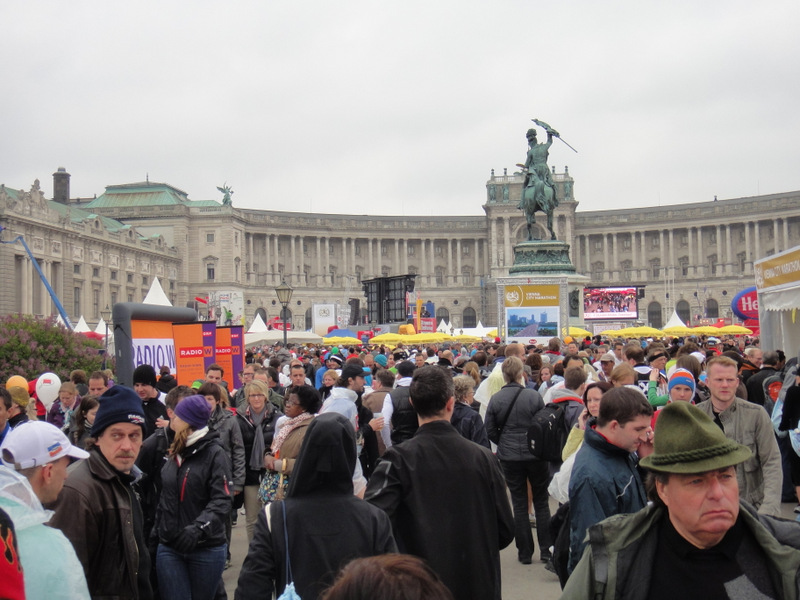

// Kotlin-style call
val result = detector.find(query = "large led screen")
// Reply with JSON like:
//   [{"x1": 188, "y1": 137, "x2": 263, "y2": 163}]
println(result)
[{"x1": 583, "y1": 287, "x2": 638, "y2": 320}]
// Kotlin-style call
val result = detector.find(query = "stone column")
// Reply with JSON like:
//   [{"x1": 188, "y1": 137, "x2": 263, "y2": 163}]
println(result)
[
  {"x1": 503, "y1": 217, "x2": 511, "y2": 267},
  {"x1": 290, "y1": 236, "x2": 297, "y2": 285},
  {"x1": 490, "y1": 219, "x2": 498, "y2": 267},
  {"x1": 394, "y1": 239, "x2": 400, "y2": 275},
  {"x1": 744, "y1": 222, "x2": 751, "y2": 273},
  {"x1": 351, "y1": 238, "x2": 357, "y2": 279},
  {"x1": 273, "y1": 235, "x2": 281, "y2": 281},
  {"x1": 447, "y1": 239, "x2": 453, "y2": 284},
  {"x1": 368, "y1": 238, "x2": 374, "y2": 278},
  {"x1": 324, "y1": 237, "x2": 331, "y2": 285},
  {"x1": 403, "y1": 239, "x2": 409, "y2": 275},
  {"x1": 339, "y1": 238, "x2": 347, "y2": 276},
  {"x1": 264, "y1": 235, "x2": 272, "y2": 286},
  {"x1": 22, "y1": 257, "x2": 31, "y2": 314},
  {"x1": 248, "y1": 233, "x2": 254, "y2": 280},
  {"x1": 456, "y1": 239, "x2": 462, "y2": 286},
  {"x1": 668, "y1": 229, "x2": 675, "y2": 276},
  {"x1": 483, "y1": 239, "x2": 489, "y2": 276},
  {"x1": 774, "y1": 219, "x2": 780, "y2": 253},
  {"x1": 687, "y1": 228, "x2": 694, "y2": 277},
  {"x1": 696, "y1": 227, "x2": 704, "y2": 277},
  {"x1": 725, "y1": 224, "x2": 733, "y2": 275},
  {"x1": 715, "y1": 225, "x2": 723, "y2": 276},
  {"x1": 315, "y1": 237, "x2": 322, "y2": 287},
  {"x1": 754, "y1": 221, "x2": 761, "y2": 261},
  {"x1": 784, "y1": 218, "x2": 790, "y2": 254}
]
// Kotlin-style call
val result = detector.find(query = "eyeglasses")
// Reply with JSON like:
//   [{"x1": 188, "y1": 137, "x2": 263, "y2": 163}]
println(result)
[{"x1": 284, "y1": 399, "x2": 298, "y2": 407}]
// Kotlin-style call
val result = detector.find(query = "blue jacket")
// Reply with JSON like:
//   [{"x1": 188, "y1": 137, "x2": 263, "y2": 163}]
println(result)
[{"x1": 568, "y1": 427, "x2": 646, "y2": 573}]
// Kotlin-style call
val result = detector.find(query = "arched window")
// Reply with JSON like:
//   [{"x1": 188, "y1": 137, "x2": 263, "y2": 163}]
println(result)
[
  {"x1": 463, "y1": 307, "x2": 477, "y2": 328},
  {"x1": 706, "y1": 298, "x2": 719, "y2": 319},
  {"x1": 436, "y1": 307, "x2": 450, "y2": 323},
  {"x1": 647, "y1": 301, "x2": 663, "y2": 329},
  {"x1": 676, "y1": 300, "x2": 691, "y2": 325},
  {"x1": 305, "y1": 307, "x2": 312, "y2": 330},
  {"x1": 255, "y1": 308, "x2": 267, "y2": 323}
]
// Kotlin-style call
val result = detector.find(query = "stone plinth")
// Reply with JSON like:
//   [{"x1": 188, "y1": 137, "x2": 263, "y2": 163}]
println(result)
[{"x1": 510, "y1": 240, "x2": 576, "y2": 275}]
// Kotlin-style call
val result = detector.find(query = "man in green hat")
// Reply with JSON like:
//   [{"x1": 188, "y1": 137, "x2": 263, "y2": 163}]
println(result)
[{"x1": 562, "y1": 401, "x2": 800, "y2": 600}]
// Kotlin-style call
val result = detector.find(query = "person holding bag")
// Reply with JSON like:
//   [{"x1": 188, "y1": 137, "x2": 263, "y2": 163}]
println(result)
[
  {"x1": 235, "y1": 412, "x2": 397, "y2": 600},
  {"x1": 485, "y1": 356, "x2": 552, "y2": 565},
  {"x1": 155, "y1": 395, "x2": 233, "y2": 600},
  {"x1": 260, "y1": 385, "x2": 321, "y2": 504}
]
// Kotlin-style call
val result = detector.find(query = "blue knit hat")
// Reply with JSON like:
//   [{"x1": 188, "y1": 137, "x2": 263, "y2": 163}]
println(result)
[
  {"x1": 174, "y1": 395, "x2": 212, "y2": 430},
  {"x1": 668, "y1": 368, "x2": 696, "y2": 395},
  {"x1": 93, "y1": 386, "x2": 147, "y2": 437}
]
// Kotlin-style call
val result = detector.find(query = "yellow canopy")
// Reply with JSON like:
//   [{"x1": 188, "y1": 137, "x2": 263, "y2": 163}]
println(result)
[
  {"x1": 323, "y1": 336, "x2": 361, "y2": 345},
  {"x1": 370, "y1": 333, "x2": 405, "y2": 344},
  {"x1": 662, "y1": 325, "x2": 694, "y2": 335},
  {"x1": 562, "y1": 326, "x2": 592, "y2": 338},
  {"x1": 717, "y1": 325, "x2": 753, "y2": 335},
  {"x1": 691, "y1": 326, "x2": 720, "y2": 335}
]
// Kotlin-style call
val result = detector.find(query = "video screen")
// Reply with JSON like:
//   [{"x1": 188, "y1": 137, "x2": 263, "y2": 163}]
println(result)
[{"x1": 583, "y1": 287, "x2": 638, "y2": 320}]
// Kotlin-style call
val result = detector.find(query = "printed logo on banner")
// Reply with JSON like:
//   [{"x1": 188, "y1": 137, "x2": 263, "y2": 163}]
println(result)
[
  {"x1": 133, "y1": 339, "x2": 176, "y2": 370},
  {"x1": 180, "y1": 348, "x2": 204, "y2": 358}
]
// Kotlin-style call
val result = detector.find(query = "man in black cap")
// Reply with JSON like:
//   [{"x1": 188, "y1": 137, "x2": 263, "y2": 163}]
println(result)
[
  {"x1": 133, "y1": 363, "x2": 168, "y2": 438},
  {"x1": 562, "y1": 401, "x2": 800, "y2": 600},
  {"x1": 50, "y1": 386, "x2": 153, "y2": 600}
]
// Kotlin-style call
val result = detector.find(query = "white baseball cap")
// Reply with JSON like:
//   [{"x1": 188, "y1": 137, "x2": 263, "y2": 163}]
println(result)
[{"x1": 1, "y1": 421, "x2": 89, "y2": 469}]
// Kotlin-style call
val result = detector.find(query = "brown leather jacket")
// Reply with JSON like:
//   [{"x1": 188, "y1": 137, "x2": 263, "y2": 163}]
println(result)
[{"x1": 50, "y1": 448, "x2": 151, "y2": 599}]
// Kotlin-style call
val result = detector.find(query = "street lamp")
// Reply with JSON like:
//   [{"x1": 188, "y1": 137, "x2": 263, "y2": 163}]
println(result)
[
  {"x1": 100, "y1": 304, "x2": 112, "y2": 370},
  {"x1": 275, "y1": 280, "x2": 293, "y2": 347}
]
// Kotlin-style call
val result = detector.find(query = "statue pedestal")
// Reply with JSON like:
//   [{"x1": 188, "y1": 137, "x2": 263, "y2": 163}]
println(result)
[
  {"x1": 509, "y1": 240, "x2": 576, "y2": 275},
  {"x1": 495, "y1": 240, "x2": 589, "y2": 343}
]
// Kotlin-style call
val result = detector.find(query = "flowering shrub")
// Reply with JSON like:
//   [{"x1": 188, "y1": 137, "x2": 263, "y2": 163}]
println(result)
[{"x1": 0, "y1": 314, "x2": 104, "y2": 383}]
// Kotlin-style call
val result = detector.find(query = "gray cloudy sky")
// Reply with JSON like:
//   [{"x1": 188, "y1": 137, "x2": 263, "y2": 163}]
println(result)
[{"x1": 3, "y1": 0, "x2": 799, "y2": 217}]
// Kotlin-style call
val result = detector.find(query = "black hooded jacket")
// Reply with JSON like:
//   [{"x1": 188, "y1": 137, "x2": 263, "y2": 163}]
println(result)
[{"x1": 235, "y1": 413, "x2": 397, "y2": 600}]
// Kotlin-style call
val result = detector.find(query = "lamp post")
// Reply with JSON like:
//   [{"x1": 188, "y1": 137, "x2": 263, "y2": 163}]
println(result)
[
  {"x1": 100, "y1": 304, "x2": 112, "y2": 370},
  {"x1": 275, "y1": 280, "x2": 293, "y2": 347}
]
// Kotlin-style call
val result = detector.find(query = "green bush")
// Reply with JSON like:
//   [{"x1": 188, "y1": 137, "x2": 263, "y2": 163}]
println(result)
[{"x1": 0, "y1": 314, "x2": 105, "y2": 384}]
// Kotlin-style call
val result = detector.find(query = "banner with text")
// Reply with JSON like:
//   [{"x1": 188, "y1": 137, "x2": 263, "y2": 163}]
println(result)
[
  {"x1": 172, "y1": 322, "x2": 217, "y2": 386},
  {"x1": 215, "y1": 326, "x2": 243, "y2": 391},
  {"x1": 503, "y1": 284, "x2": 561, "y2": 345},
  {"x1": 130, "y1": 320, "x2": 177, "y2": 372}
]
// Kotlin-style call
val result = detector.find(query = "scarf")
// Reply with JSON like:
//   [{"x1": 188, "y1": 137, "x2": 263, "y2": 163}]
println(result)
[
  {"x1": 271, "y1": 412, "x2": 314, "y2": 455},
  {"x1": 247, "y1": 406, "x2": 268, "y2": 471}
]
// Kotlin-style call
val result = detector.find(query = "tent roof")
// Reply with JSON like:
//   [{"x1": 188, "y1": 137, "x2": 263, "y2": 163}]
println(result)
[{"x1": 143, "y1": 278, "x2": 172, "y2": 306}]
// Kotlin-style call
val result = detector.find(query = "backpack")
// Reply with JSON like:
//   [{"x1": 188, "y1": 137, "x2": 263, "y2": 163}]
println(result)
[
  {"x1": 527, "y1": 402, "x2": 570, "y2": 462},
  {"x1": 762, "y1": 374, "x2": 784, "y2": 417}
]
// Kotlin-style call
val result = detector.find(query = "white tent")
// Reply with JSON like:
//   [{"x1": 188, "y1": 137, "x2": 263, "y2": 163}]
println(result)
[
  {"x1": 73, "y1": 316, "x2": 91, "y2": 333},
  {"x1": 247, "y1": 313, "x2": 269, "y2": 333},
  {"x1": 143, "y1": 278, "x2": 172, "y2": 306},
  {"x1": 245, "y1": 329, "x2": 323, "y2": 346},
  {"x1": 663, "y1": 311, "x2": 688, "y2": 329},
  {"x1": 94, "y1": 318, "x2": 108, "y2": 335},
  {"x1": 437, "y1": 319, "x2": 449, "y2": 333}
]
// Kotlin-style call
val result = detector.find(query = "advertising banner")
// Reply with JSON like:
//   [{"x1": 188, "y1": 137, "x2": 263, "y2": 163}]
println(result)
[
  {"x1": 312, "y1": 304, "x2": 337, "y2": 336},
  {"x1": 130, "y1": 320, "x2": 177, "y2": 372},
  {"x1": 211, "y1": 290, "x2": 245, "y2": 327},
  {"x1": 172, "y1": 322, "x2": 207, "y2": 385},
  {"x1": 229, "y1": 326, "x2": 245, "y2": 389},
  {"x1": 215, "y1": 326, "x2": 242, "y2": 391},
  {"x1": 503, "y1": 284, "x2": 561, "y2": 345}
]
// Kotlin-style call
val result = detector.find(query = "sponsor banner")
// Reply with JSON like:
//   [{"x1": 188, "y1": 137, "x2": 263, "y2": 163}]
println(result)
[
  {"x1": 312, "y1": 303, "x2": 337, "y2": 337},
  {"x1": 202, "y1": 322, "x2": 217, "y2": 372},
  {"x1": 503, "y1": 285, "x2": 560, "y2": 345},
  {"x1": 731, "y1": 287, "x2": 759, "y2": 322},
  {"x1": 755, "y1": 246, "x2": 800, "y2": 290},
  {"x1": 173, "y1": 322, "x2": 207, "y2": 385},
  {"x1": 229, "y1": 326, "x2": 245, "y2": 388},
  {"x1": 211, "y1": 290, "x2": 245, "y2": 326},
  {"x1": 215, "y1": 327, "x2": 235, "y2": 391},
  {"x1": 130, "y1": 320, "x2": 177, "y2": 371}
]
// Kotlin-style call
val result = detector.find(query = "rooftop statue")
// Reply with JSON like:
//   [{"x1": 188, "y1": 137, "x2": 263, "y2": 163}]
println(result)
[{"x1": 217, "y1": 183, "x2": 233, "y2": 205}]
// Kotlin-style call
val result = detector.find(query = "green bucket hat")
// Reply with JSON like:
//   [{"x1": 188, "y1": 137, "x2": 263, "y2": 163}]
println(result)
[{"x1": 640, "y1": 402, "x2": 752, "y2": 473}]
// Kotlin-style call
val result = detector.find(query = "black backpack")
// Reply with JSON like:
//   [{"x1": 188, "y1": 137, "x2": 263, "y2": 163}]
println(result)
[{"x1": 527, "y1": 402, "x2": 569, "y2": 462}]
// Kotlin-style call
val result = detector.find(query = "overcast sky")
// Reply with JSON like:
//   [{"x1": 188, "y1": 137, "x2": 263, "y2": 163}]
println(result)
[{"x1": 3, "y1": 0, "x2": 799, "y2": 217}]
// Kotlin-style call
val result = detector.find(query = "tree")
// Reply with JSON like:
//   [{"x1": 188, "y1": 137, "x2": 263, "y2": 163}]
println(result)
[{"x1": 0, "y1": 315, "x2": 104, "y2": 383}]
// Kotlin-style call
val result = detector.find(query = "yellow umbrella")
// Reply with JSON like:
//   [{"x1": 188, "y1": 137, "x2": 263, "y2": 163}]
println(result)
[
  {"x1": 627, "y1": 326, "x2": 665, "y2": 337},
  {"x1": 662, "y1": 325, "x2": 694, "y2": 335},
  {"x1": 598, "y1": 328, "x2": 624, "y2": 336},
  {"x1": 691, "y1": 326, "x2": 720, "y2": 335},
  {"x1": 370, "y1": 333, "x2": 404, "y2": 344},
  {"x1": 485, "y1": 328, "x2": 498, "y2": 338},
  {"x1": 562, "y1": 326, "x2": 592, "y2": 338},
  {"x1": 323, "y1": 336, "x2": 361, "y2": 345},
  {"x1": 455, "y1": 334, "x2": 481, "y2": 343},
  {"x1": 717, "y1": 325, "x2": 753, "y2": 335}
]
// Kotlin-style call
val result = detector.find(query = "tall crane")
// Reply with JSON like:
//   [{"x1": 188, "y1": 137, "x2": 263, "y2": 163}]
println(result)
[{"x1": 0, "y1": 226, "x2": 72, "y2": 329}]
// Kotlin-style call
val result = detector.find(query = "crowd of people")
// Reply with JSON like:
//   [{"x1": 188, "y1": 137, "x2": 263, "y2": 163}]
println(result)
[{"x1": 2, "y1": 331, "x2": 800, "y2": 599}]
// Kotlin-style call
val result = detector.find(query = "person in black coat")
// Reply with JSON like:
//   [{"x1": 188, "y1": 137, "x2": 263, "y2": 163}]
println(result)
[
  {"x1": 154, "y1": 395, "x2": 233, "y2": 600},
  {"x1": 235, "y1": 412, "x2": 397, "y2": 600},
  {"x1": 235, "y1": 380, "x2": 282, "y2": 542},
  {"x1": 451, "y1": 375, "x2": 490, "y2": 448}
]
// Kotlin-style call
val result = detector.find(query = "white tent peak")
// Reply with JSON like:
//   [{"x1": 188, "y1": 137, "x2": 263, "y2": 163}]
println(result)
[
  {"x1": 94, "y1": 318, "x2": 108, "y2": 335},
  {"x1": 74, "y1": 316, "x2": 90, "y2": 332},
  {"x1": 247, "y1": 313, "x2": 268, "y2": 333},
  {"x1": 663, "y1": 311, "x2": 688, "y2": 329},
  {"x1": 143, "y1": 278, "x2": 172, "y2": 306}
]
